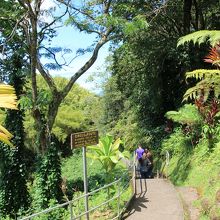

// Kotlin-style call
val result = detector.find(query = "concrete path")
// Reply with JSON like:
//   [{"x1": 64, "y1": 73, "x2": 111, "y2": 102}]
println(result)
[{"x1": 122, "y1": 178, "x2": 184, "y2": 220}]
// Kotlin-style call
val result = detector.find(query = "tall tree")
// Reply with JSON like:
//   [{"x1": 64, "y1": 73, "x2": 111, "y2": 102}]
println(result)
[
  {"x1": 5, "y1": 0, "x2": 147, "y2": 153},
  {"x1": 183, "y1": 0, "x2": 193, "y2": 33}
]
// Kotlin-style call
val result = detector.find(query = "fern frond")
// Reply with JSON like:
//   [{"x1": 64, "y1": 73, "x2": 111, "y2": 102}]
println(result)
[
  {"x1": 186, "y1": 69, "x2": 220, "y2": 81},
  {"x1": 183, "y1": 76, "x2": 220, "y2": 102},
  {"x1": 165, "y1": 104, "x2": 202, "y2": 125},
  {"x1": 177, "y1": 30, "x2": 220, "y2": 47}
]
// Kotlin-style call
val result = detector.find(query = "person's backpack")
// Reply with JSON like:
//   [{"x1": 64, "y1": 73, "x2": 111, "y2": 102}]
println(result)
[{"x1": 140, "y1": 165, "x2": 149, "y2": 173}]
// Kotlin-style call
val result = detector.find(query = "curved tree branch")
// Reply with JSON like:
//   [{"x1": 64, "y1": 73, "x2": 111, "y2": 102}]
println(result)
[
  {"x1": 61, "y1": 37, "x2": 108, "y2": 99},
  {"x1": 36, "y1": 59, "x2": 58, "y2": 94}
]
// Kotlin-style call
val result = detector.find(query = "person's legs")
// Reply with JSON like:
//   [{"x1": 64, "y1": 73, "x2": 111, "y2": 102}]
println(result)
[
  {"x1": 144, "y1": 172, "x2": 148, "y2": 178},
  {"x1": 140, "y1": 171, "x2": 145, "y2": 178},
  {"x1": 136, "y1": 160, "x2": 140, "y2": 170},
  {"x1": 147, "y1": 166, "x2": 153, "y2": 178}
]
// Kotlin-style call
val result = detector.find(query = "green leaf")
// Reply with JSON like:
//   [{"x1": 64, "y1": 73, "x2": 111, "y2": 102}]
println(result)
[{"x1": 110, "y1": 156, "x2": 119, "y2": 164}]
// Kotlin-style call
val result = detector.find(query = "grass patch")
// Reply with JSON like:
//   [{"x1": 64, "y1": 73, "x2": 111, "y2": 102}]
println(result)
[{"x1": 165, "y1": 139, "x2": 220, "y2": 219}]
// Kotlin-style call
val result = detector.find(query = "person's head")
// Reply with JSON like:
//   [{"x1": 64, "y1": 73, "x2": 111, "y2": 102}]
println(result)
[
  {"x1": 138, "y1": 144, "x2": 142, "y2": 149},
  {"x1": 144, "y1": 148, "x2": 149, "y2": 154},
  {"x1": 146, "y1": 152, "x2": 152, "y2": 158},
  {"x1": 142, "y1": 152, "x2": 147, "y2": 159}
]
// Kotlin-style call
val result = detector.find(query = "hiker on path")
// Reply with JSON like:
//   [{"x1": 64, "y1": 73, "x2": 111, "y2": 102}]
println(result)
[
  {"x1": 140, "y1": 152, "x2": 152, "y2": 178},
  {"x1": 146, "y1": 151, "x2": 153, "y2": 178},
  {"x1": 135, "y1": 144, "x2": 144, "y2": 169}
]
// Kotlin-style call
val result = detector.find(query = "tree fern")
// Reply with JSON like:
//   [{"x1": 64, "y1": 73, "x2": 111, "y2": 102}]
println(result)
[
  {"x1": 177, "y1": 30, "x2": 220, "y2": 47},
  {"x1": 177, "y1": 30, "x2": 220, "y2": 102}
]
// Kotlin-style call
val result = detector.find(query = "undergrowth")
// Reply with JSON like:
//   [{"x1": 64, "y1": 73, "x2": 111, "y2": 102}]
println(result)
[{"x1": 162, "y1": 135, "x2": 220, "y2": 219}]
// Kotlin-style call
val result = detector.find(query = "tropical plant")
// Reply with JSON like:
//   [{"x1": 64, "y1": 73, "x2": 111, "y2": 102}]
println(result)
[
  {"x1": 165, "y1": 104, "x2": 203, "y2": 126},
  {"x1": 0, "y1": 84, "x2": 17, "y2": 146},
  {"x1": 178, "y1": 30, "x2": 220, "y2": 101},
  {"x1": 0, "y1": 55, "x2": 31, "y2": 217},
  {"x1": 87, "y1": 135, "x2": 130, "y2": 177}
]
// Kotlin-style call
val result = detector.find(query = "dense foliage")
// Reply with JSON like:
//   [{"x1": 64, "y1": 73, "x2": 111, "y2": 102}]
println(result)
[
  {"x1": 101, "y1": 0, "x2": 220, "y2": 150},
  {"x1": 22, "y1": 76, "x2": 101, "y2": 153}
]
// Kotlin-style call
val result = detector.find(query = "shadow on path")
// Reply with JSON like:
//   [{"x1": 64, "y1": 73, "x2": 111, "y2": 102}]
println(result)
[{"x1": 122, "y1": 192, "x2": 149, "y2": 219}]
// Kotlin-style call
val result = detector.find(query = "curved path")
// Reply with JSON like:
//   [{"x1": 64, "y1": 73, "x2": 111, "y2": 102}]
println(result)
[{"x1": 122, "y1": 178, "x2": 184, "y2": 220}]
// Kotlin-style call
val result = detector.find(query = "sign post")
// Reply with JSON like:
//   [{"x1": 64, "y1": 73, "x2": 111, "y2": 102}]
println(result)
[
  {"x1": 71, "y1": 131, "x2": 99, "y2": 220},
  {"x1": 82, "y1": 146, "x2": 89, "y2": 219}
]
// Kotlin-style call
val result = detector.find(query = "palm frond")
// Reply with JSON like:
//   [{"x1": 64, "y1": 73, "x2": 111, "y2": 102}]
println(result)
[
  {"x1": 0, "y1": 125, "x2": 13, "y2": 147},
  {"x1": 0, "y1": 84, "x2": 17, "y2": 110},
  {"x1": 0, "y1": 84, "x2": 18, "y2": 146},
  {"x1": 177, "y1": 30, "x2": 220, "y2": 47}
]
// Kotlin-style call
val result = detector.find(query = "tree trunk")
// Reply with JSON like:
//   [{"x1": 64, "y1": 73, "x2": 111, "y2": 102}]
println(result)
[
  {"x1": 47, "y1": 94, "x2": 63, "y2": 133},
  {"x1": 193, "y1": 0, "x2": 199, "y2": 30},
  {"x1": 27, "y1": 3, "x2": 48, "y2": 154},
  {"x1": 183, "y1": 0, "x2": 192, "y2": 34},
  {"x1": 193, "y1": 0, "x2": 205, "y2": 30}
]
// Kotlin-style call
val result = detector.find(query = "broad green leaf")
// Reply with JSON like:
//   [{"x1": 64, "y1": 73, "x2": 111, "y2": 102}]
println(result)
[{"x1": 110, "y1": 156, "x2": 119, "y2": 164}]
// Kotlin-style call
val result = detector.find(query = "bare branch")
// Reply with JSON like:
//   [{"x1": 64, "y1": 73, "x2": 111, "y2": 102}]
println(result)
[
  {"x1": 17, "y1": 0, "x2": 28, "y2": 10},
  {"x1": 40, "y1": 46, "x2": 63, "y2": 67},
  {"x1": 39, "y1": 46, "x2": 83, "y2": 68},
  {"x1": 1, "y1": 14, "x2": 27, "y2": 55},
  {"x1": 160, "y1": 12, "x2": 183, "y2": 35},
  {"x1": 56, "y1": 0, "x2": 96, "y2": 21},
  {"x1": 23, "y1": 0, "x2": 35, "y2": 17},
  {"x1": 39, "y1": 0, "x2": 70, "y2": 37},
  {"x1": 19, "y1": 19, "x2": 31, "y2": 46},
  {"x1": 70, "y1": 19, "x2": 102, "y2": 35},
  {"x1": 35, "y1": 0, "x2": 43, "y2": 15},
  {"x1": 103, "y1": 0, "x2": 112, "y2": 14},
  {"x1": 148, "y1": 2, "x2": 169, "y2": 24},
  {"x1": 61, "y1": 53, "x2": 81, "y2": 67},
  {"x1": 6, "y1": 14, "x2": 27, "y2": 42}
]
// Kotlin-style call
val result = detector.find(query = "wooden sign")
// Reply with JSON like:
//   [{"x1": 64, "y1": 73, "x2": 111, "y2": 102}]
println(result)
[{"x1": 71, "y1": 130, "x2": 99, "y2": 149}]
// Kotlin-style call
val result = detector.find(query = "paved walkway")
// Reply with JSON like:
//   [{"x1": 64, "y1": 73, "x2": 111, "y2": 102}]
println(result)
[{"x1": 122, "y1": 178, "x2": 184, "y2": 220}]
